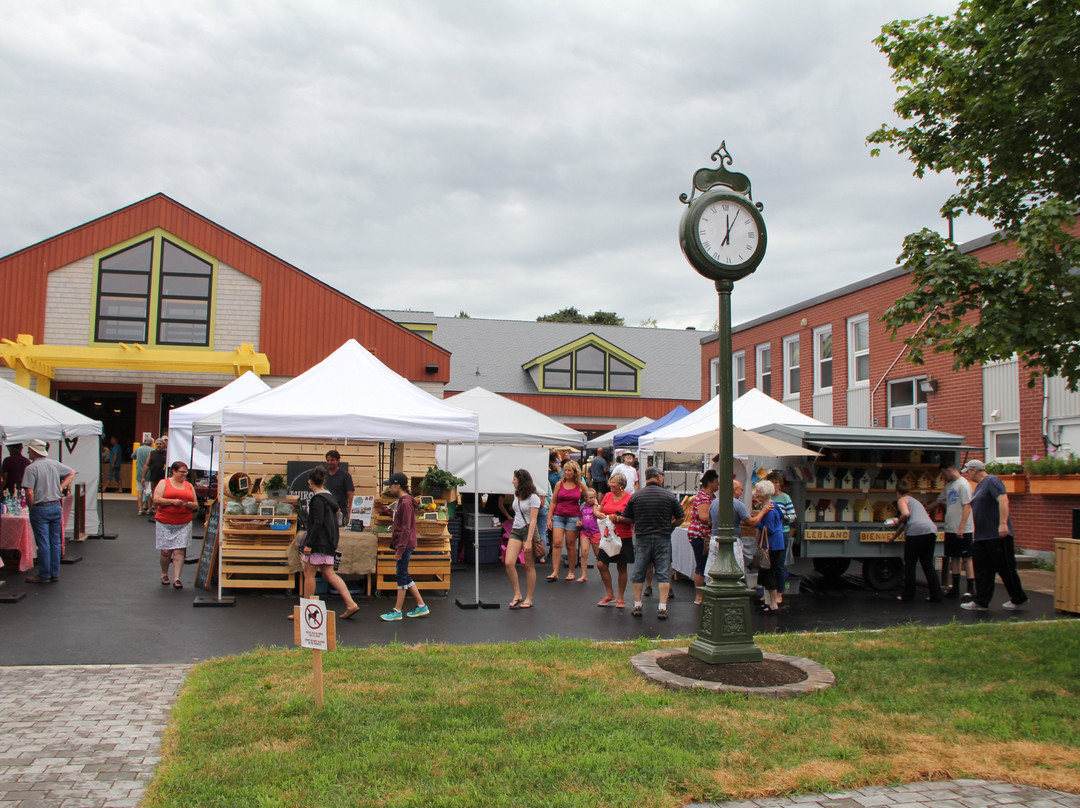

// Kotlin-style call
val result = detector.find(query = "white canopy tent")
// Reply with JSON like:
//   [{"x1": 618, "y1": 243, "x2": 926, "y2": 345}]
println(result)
[
  {"x1": 647, "y1": 427, "x2": 820, "y2": 458},
  {"x1": 193, "y1": 340, "x2": 479, "y2": 443},
  {"x1": 584, "y1": 416, "x2": 653, "y2": 449},
  {"x1": 167, "y1": 371, "x2": 271, "y2": 471},
  {"x1": 638, "y1": 388, "x2": 824, "y2": 449},
  {"x1": 191, "y1": 340, "x2": 485, "y2": 605},
  {"x1": 436, "y1": 387, "x2": 585, "y2": 494},
  {"x1": 0, "y1": 378, "x2": 103, "y2": 536}
]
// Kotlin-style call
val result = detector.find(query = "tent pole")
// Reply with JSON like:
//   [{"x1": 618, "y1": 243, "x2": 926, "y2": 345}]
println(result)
[{"x1": 456, "y1": 439, "x2": 497, "y2": 608}]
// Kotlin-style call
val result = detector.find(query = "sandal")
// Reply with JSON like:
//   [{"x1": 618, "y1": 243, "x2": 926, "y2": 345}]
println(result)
[
  {"x1": 546, "y1": 574, "x2": 559, "y2": 582},
  {"x1": 565, "y1": 574, "x2": 576, "y2": 581},
  {"x1": 597, "y1": 596, "x2": 616, "y2": 607},
  {"x1": 340, "y1": 605, "x2": 360, "y2": 620},
  {"x1": 161, "y1": 574, "x2": 170, "y2": 586},
  {"x1": 615, "y1": 599, "x2": 626, "y2": 609},
  {"x1": 173, "y1": 579, "x2": 183, "y2": 589},
  {"x1": 576, "y1": 576, "x2": 588, "y2": 583},
  {"x1": 509, "y1": 598, "x2": 522, "y2": 609},
  {"x1": 517, "y1": 602, "x2": 533, "y2": 609}
]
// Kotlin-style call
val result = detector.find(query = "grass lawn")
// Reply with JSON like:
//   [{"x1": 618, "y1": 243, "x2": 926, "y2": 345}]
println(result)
[{"x1": 143, "y1": 620, "x2": 1080, "y2": 808}]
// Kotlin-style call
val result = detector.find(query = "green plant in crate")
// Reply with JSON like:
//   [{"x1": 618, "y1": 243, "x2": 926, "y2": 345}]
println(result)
[
  {"x1": 263, "y1": 473, "x2": 287, "y2": 496},
  {"x1": 1024, "y1": 453, "x2": 1080, "y2": 476},
  {"x1": 421, "y1": 466, "x2": 466, "y2": 496},
  {"x1": 985, "y1": 461, "x2": 1023, "y2": 476}
]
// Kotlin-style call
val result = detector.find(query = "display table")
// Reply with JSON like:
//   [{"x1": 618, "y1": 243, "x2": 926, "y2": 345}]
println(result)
[
  {"x1": 286, "y1": 531, "x2": 378, "y2": 576},
  {"x1": 670, "y1": 526, "x2": 695, "y2": 580},
  {"x1": 0, "y1": 503, "x2": 69, "y2": 573}
]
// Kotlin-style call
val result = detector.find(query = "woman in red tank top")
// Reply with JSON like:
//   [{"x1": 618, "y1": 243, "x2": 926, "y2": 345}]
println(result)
[
  {"x1": 153, "y1": 461, "x2": 198, "y2": 588},
  {"x1": 545, "y1": 460, "x2": 586, "y2": 582}
]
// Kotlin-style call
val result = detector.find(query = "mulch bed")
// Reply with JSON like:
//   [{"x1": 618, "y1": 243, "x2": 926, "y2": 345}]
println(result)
[{"x1": 657, "y1": 652, "x2": 807, "y2": 687}]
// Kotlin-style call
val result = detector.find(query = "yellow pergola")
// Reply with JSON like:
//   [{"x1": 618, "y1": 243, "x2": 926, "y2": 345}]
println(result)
[{"x1": 0, "y1": 334, "x2": 270, "y2": 394}]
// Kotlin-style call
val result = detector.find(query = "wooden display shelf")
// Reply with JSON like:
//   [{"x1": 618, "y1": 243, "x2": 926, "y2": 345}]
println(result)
[
  {"x1": 220, "y1": 499, "x2": 297, "y2": 591},
  {"x1": 807, "y1": 487, "x2": 943, "y2": 494},
  {"x1": 811, "y1": 461, "x2": 949, "y2": 470},
  {"x1": 375, "y1": 533, "x2": 452, "y2": 592}
]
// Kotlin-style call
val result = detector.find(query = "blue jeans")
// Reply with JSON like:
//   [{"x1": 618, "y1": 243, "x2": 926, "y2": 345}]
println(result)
[
  {"x1": 631, "y1": 534, "x2": 671, "y2": 584},
  {"x1": 395, "y1": 547, "x2": 414, "y2": 590},
  {"x1": 29, "y1": 501, "x2": 63, "y2": 579}
]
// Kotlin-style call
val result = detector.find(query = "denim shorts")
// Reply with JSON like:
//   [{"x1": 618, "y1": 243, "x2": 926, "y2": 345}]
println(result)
[
  {"x1": 689, "y1": 537, "x2": 707, "y2": 575},
  {"x1": 395, "y1": 547, "x2": 414, "y2": 589},
  {"x1": 551, "y1": 514, "x2": 579, "y2": 532}
]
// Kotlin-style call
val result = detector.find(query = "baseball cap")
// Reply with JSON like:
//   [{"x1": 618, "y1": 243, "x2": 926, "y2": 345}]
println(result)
[
  {"x1": 644, "y1": 466, "x2": 663, "y2": 480},
  {"x1": 383, "y1": 472, "x2": 409, "y2": 488},
  {"x1": 961, "y1": 459, "x2": 985, "y2": 472}
]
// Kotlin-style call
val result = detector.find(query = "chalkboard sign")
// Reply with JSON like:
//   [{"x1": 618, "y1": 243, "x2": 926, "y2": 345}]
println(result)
[{"x1": 195, "y1": 500, "x2": 220, "y2": 590}]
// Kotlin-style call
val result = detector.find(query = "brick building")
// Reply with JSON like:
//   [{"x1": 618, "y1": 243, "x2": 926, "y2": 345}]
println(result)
[{"x1": 701, "y1": 230, "x2": 1080, "y2": 555}]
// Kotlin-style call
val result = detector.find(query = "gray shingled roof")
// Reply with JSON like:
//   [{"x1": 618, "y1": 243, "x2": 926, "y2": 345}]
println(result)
[{"x1": 379, "y1": 312, "x2": 710, "y2": 400}]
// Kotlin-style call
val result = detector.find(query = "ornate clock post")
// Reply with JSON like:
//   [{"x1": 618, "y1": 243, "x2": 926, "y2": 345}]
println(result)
[{"x1": 679, "y1": 143, "x2": 766, "y2": 664}]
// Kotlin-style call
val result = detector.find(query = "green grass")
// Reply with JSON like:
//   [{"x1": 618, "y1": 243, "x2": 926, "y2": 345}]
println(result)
[{"x1": 143, "y1": 620, "x2": 1080, "y2": 808}]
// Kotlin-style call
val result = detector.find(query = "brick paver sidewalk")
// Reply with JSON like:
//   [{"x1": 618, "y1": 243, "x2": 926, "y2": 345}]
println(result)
[
  {"x1": 0, "y1": 664, "x2": 190, "y2": 808},
  {"x1": 689, "y1": 779, "x2": 1080, "y2": 808}
]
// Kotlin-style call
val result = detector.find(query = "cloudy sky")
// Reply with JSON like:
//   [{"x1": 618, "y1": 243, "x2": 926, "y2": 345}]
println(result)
[{"x1": 1, "y1": 0, "x2": 983, "y2": 331}]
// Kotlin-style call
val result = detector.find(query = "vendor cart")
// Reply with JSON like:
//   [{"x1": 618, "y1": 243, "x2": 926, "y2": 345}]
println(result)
[{"x1": 754, "y1": 424, "x2": 969, "y2": 591}]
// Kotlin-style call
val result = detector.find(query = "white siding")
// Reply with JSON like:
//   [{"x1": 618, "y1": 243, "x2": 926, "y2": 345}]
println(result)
[
  {"x1": 44, "y1": 257, "x2": 94, "y2": 346},
  {"x1": 982, "y1": 359, "x2": 1020, "y2": 424},
  {"x1": 812, "y1": 391, "x2": 833, "y2": 424},
  {"x1": 1047, "y1": 376, "x2": 1080, "y2": 420},
  {"x1": 846, "y1": 387, "x2": 871, "y2": 427}
]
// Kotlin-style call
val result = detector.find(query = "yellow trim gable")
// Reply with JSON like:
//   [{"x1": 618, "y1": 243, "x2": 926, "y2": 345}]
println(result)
[{"x1": 522, "y1": 333, "x2": 644, "y2": 396}]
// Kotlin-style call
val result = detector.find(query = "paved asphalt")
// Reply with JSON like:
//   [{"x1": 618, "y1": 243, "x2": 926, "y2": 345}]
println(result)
[{"x1": 0, "y1": 498, "x2": 1069, "y2": 666}]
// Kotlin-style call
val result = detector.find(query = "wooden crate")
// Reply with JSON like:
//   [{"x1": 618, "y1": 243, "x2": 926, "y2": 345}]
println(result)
[
  {"x1": 375, "y1": 533, "x2": 451, "y2": 592},
  {"x1": 1055, "y1": 538, "x2": 1080, "y2": 614},
  {"x1": 220, "y1": 503, "x2": 297, "y2": 589}
]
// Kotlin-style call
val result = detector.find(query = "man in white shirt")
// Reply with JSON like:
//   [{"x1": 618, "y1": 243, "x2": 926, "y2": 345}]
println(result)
[
  {"x1": 609, "y1": 452, "x2": 639, "y2": 492},
  {"x1": 938, "y1": 461, "x2": 975, "y2": 601}
]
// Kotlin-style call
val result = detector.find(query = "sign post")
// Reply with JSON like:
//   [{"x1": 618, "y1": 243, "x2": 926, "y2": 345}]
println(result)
[{"x1": 293, "y1": 596, "x2": 337, "y2": 709}]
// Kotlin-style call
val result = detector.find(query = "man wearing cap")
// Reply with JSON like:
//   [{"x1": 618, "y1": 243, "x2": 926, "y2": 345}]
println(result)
[
  {"x1": 619, "y1": 467, "x2": 684, "y2": 619},
  {"x1": 609, "y1": 452, "x2": 639, "y2": 493},
  {"x1": 133, "y1": 436, "x2": 153, "y2": 515},
  {"x1": 21, "y1": 439, "x2": 76, "y2": 584},
  {"x1": 378, "y1": 472, "x2": 429, "y2": 621},
  {"x1": 960, "y1": 459, "x2": 1028, "y2": 612}
]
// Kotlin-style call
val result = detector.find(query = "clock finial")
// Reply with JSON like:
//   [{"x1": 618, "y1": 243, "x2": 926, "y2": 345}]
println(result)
[{"x1": 679, "y1": 141, "x2": 760, "y2": 208}]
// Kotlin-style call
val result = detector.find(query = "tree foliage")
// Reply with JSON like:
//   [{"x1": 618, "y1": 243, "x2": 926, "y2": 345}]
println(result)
[
  {"x1": 536, "y1": 307, "x2": 624, "y2": 326},
  {"x1": 868, "y1": 0, "x2": 1080, "y2": 388}
]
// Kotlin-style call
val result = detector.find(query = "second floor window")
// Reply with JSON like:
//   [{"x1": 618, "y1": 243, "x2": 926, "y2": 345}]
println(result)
[
  {"x1": 814, "y1": 325, "x2": 833, "y2": 393},
  {"x1": 733, "y1": 351, "x2": 746, "y2": 398},
  {"x1": 783, "y1": 335, "x2": 800, "y2": 398},
  {"x1": 848, "y1": 315, "x2": 870, "y2": 386},
  {"x1": 756, "y1": 344, "x2": 771, "y2": 396}
]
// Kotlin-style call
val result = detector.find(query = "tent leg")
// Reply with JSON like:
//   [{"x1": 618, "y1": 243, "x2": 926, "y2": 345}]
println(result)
[{"x1": 456, "y1": 440, "x2": 500, "y2": 609}]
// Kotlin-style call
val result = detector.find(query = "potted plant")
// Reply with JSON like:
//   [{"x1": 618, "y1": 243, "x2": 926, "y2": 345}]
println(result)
[
  {"x1": 985, "y1": 461, "x2": 1026, "y2": 494},
  {"x1": 263, "y1": 473, "x2": 288, "y2": 498},
  {"x1": 1024, "y1": 454, "x2": 1080, "y2": 495},
  {"x1": 421, "y1": 466, "x2": 466, "y2": 499}
]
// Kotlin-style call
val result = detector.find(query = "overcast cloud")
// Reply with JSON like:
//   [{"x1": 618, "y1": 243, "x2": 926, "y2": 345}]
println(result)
[{"x1": 0, "y1": 0, "x2": 982, "y2": 331}]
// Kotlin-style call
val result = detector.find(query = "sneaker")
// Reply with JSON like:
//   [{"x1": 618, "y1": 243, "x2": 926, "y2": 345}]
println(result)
[
  {"x1": 943, "y1": 587, "x2": 959, "y2": 598},
  {"x1": 657, "y1": 608, "x2": 668, "y2": 620},
  {"x1": 380, "y1": 609, "x2": 403, "y2": 622},
  {"x1": 631, "y1": 604, "x2": 642, "y2": 617},
  {"x1": 406, "y1": 605, "x2": 430, "y2": 618},
  {"x1": 643, "y1": 586, "x2": 652, "y2": 597},
  {"x1": 960, "y1": 601, "x2": 989, "y2": 612},
  {"x1": 1002, "y1": 600, "x2": 1027, "y2": 611},
  {"x1": 961, "y1": 592, "x2": 974, "y2": 603}
]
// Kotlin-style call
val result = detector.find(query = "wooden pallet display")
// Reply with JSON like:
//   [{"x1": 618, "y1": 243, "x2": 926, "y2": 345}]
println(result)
[
  {"x1": 219, "y1": 499, "x2": 298, "y2": 589},
  {"x1": 374, "y1": 528, "x2": 452, "y2": 592}
]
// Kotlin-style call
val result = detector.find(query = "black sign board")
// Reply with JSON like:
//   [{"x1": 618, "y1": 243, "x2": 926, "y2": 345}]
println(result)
[{"x1": 194, "y1": 500, "x2": 220, "y2": 590}]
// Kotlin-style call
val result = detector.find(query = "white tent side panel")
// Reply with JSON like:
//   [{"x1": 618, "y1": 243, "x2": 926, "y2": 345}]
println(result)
[
  {"x1": 52, "y1": 436, "x2": 101, "y2": 536},
  {"x1": 437, "y1": 445, "x2": 548, "y2": 495}
]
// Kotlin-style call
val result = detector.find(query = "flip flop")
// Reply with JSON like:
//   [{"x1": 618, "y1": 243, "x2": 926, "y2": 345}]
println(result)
[
  {"x1": 546, "y1": 574, "x2": 558, "y2": 582},
  {"x1": 597, "y1": 596, "x2": 616, "y2": 607},
  {"x1": 517, "y1": 602, "x2": 533, "y2": 609},
  {"x1": 160, "y1": 574, "x2": 170, "y2": 586},
  {"x1": 615, "y1": 599, "x2": 626, "y2": 609},
  {"x1": 340, "y1": 605, "x2": 360, "y2": 620},
  {"x1": 173, "y1": 579, "x2": 183, "y2": 589},
  {"x1": 509, "y1": 598, "x2": 522, "y2": 609},
  {"x1": 576, "y1": 577, "x2": 588, "y2": 583},
  {"x1": 564, "y1": 574, "x2": 576, "y2": 581}
]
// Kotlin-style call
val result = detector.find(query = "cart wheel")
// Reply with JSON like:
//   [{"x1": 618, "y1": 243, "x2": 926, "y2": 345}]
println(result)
[
  {"x1": 862, "y1": 557, "x2": 903, "y2": 591},
  {"x1": 812, "y1": 558, "x2": 851, "y2": 578}
]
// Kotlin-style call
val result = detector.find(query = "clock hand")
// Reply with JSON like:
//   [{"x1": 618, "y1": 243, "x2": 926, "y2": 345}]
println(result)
[{"x1": 721, "y1": 213, "x2": 734, "y2": 246}]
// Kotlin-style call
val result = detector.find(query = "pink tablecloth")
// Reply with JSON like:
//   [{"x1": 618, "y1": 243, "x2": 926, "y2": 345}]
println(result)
[{"x1": 0, "y1": 506, "x2": 69, "y2": 573}]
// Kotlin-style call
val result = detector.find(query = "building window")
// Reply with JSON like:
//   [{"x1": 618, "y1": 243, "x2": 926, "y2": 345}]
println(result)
[
  {"x1": 537, "y1": 342, "x2": 640, "y2": 394},
  {"x1": 95, "y1": 232, "x2": 214, "y2": 347},
  {"x1": 756, "y1": 344, "x2": 771, "y2": 397},
  {"x1": 992, "y1": 431, "x2": 1021, "y2": 462},
  {"x1": 813, "y1": 325, "x2": 833, "y2": 393},
  {"x1": 783, "y1": 335, "x2": 800, "y2": 398},
  {"x1": 157, "y1": 240, "x2": 212, "y2": 346},
  {"x1": 710, "y1": 358, "x2": 720, "y2": 397},
  {"x1": 733, "y1": 351, "x2": 746, "y2": 398},
  {"x1": 888, "y1": 377, "x2": 928, "y2": 429},
  {"x1": 95, "y1": 239, "x2": 153, "y2": 343},
  {"x1": 848, "y1": 315, "x2": 869, "y2": 386}
]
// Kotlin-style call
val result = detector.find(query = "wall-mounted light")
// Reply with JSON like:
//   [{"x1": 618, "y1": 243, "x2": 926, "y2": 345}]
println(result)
[
  {"x1": 424, "y1": 364, "x2": 439, "y2": 374},
  {"x1": 918, "y1": 378, "x2": 939, "y2": 394}
]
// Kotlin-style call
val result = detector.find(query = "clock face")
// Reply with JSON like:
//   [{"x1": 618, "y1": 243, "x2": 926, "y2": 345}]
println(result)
[
  {"x1": 679, "y1": 190, "x2": 767, "y2": 282},
  {"x1": 696, "y1": 198, "x2": 760, "y2": 267}
]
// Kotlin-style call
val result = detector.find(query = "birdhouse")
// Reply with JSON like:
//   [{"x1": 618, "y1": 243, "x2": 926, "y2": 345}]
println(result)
[
  {"x1": 854, "y1": 499, "x2": 873, "y2": 522},
  {"x1": 840, "y1": 469, "x2": 855, "y2": 489},
  {"x1": 821, "y1": 500, "x2": 837, "y2": 521},
  {"x1": 805, "y1": 500, "x2": 817, "y2": 523},
  {"x1": 837, "y1": 499, "x2": 853, "y2": 521},
  {"x1": 819, "y1": 468, "x2": 837, "y2": 489},
  {"x1": 853, "y1": 468, "x2": 873, "y2": 491}
]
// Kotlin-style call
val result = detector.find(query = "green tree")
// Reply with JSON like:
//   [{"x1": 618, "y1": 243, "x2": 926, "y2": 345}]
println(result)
[
  {"x1": 537, "y1": 307, "x2": 624, "y2": 326},
  {"x1": 456, "y1": 310, "x2": 470, "y2": 318},
  {"x1": 639, "y1": 317, "x2": 658, "y2": 328},
  {"x1": 868, "y1": 0, "x2": 1080, "y2": 388}
]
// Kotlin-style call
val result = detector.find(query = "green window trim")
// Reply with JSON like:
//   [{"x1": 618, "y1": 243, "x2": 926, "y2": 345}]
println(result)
[
  {"x1": 524, "y1": 333, "x2": 644, "y2": 396},
  {"x1": 92, "y1": 229, "x2": 217, "y2": 350}
]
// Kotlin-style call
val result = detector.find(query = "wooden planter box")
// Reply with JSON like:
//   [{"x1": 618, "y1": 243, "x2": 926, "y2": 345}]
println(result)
[
  {"x1": 1027, "y1": 475, "x2": 1080, "y2": 495},
  {"x1": 998, "y1": 474, "x2": 1027, "y2": 494}
]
